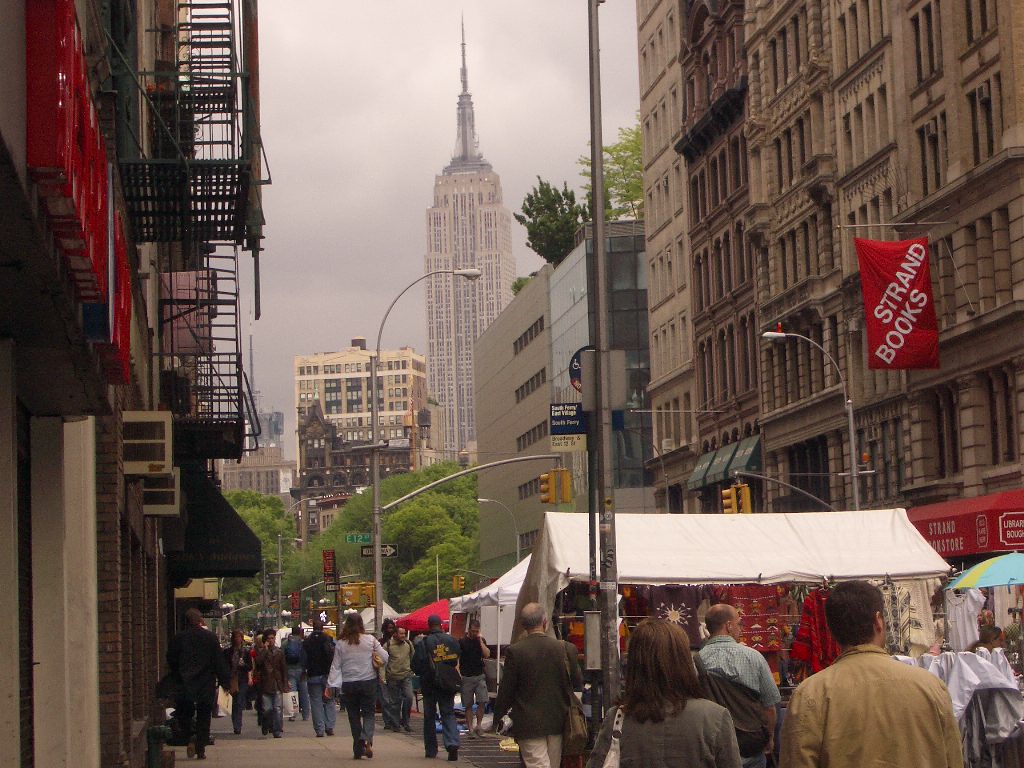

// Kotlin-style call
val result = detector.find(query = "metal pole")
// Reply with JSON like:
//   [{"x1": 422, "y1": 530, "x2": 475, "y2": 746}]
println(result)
[
  {"x1": 761, "y1": 331, "x2": 859, "y2": 511},
  {"x1": 371, "y1": 348, "x2": 384, "y2": 639},
  {"x1": 846, "y1": 397, "x2": 861, "y2": 511},
  {"x1": 587, "y1": 0, "x2": 621, "y2": 707},
  {"x1": 436, "y1": 553, "x2": 440, "y2": 602},
  {"x1": 277, "y1": 534, "x2": 283, "y2": 627}
]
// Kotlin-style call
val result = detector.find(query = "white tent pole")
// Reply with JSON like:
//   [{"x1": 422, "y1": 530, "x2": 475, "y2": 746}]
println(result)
[{"x1": 496, "y1": 606, "x2": 502, "y2": 685}]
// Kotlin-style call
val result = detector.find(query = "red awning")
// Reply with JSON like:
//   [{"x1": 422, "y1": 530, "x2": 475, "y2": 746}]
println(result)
[
  {"x1": 395, "y1": 598, "x2": 449, "y2": 633},
  {"x1": 908, "y1": 489, "x2": 1024, "y2": 558}
]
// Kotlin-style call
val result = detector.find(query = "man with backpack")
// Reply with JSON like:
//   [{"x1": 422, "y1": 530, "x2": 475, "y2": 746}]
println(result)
[
  {"x1": 283, "y1": 625, "x2": 309, "y2": 723},
  {"x1": 303, "y1": 616, "x2": 337, "y2": 737},
  {"x1": 412, "y1": 614, "x2": 462, "y2": 761},
  {"x1": 698, "y1": 604, "x2": 781, "y2": 768}
]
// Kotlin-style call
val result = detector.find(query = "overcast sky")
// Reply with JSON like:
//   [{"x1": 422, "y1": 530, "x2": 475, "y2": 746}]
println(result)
[{"x1": 244, "y1": 2, "x2": 641, "y2": 456}]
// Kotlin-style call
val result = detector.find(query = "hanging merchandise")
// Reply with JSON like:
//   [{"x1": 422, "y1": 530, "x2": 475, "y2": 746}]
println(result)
[
  {"x1": 790, "y1": 588, "x2": 841, "y2": 673},
  {"x1": 946, "y1": 589, "x2": 985, "y2": 651},
  {"x1": 715, "y1": 585, "x2": 784, "y2": 652},
  {"x1": 646, "y1": 585, "x2": 709, "y2": 647}
]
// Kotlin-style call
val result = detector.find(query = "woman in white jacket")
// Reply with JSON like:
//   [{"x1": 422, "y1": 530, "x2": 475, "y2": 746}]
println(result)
[{"x1": 329, "y1": 612, "x2": 388, "y2": 759}]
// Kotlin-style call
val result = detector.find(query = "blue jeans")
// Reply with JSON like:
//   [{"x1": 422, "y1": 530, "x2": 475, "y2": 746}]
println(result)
[
  {"x1": 742, "y1": 754, "x2": 767, "y2": 768},
  {"x1": 286, "y1": 666, "x2": 309, "y2": 719},
  {"x1": 379, "y1": 677, "x2": 399, "y2": 728},
  {"x1": 386, "y1": 677, "x2": 414, "y2": 727},
  {"x1": 422, "y1": 687, "x2": 459, "y2": 756},
  {"x1": 230, "y1": 676, "x2": 248, "y2": 733},
  {"x1": 261, "y1": 692, "x2": 283, "y2": 736},
  {"x1": 341, "y1": 678, "x2": 377, "y2": 752},
  {"x1": 307, "y1": 676, "x2": 337, "y2": 736}
]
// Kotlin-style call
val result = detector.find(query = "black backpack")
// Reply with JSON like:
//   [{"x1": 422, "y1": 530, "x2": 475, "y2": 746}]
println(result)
[{"x1": 695, "y1": 655, "x2": 771, "y2": 758}]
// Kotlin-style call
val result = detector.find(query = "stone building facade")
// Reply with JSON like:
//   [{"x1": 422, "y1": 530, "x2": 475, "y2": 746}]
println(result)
[{"x1": 639, "y1": 0, "x2": 1023, "y2": 515}]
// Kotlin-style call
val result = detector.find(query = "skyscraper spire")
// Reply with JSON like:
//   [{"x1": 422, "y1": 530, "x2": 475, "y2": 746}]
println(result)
[{"x1": 448, "y1": 19, "x2": 490, "y2": 173}]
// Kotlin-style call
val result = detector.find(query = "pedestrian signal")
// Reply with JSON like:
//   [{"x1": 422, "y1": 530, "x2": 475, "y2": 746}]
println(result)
[{"x1": 557, "y1": 468, "x2": 573, "y2": 504}]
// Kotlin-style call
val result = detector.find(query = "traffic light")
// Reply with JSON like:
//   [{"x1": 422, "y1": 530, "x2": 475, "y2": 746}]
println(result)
[
  {"x1": 539, "y1": 471, "x2": 560, "y2": 505},
  {"x1": 721, "y1": 485, "x2": 739, "y2": 514},
  {"x1": 558, "y1": 468, "x2": 573, "y2": 504},
  {"x1": 738, "y1": 483, "x2": 752, "y2": 514},
  {"x1": 452, "y1": 574, "x2": 466, "y2": 592}
]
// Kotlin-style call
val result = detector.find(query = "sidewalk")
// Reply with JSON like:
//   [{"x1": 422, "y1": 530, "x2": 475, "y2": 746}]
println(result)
[{"x1": 165, "y1": 707, "x2": 516, "y2": 768}]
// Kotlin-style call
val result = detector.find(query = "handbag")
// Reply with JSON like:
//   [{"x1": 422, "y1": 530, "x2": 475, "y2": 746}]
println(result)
[
  {"x1": 562, "y1": 654, "x2": 588, "y2": 755},
  {"x1": 600, "y1": 707, "x2": 625, "y2": 768}
]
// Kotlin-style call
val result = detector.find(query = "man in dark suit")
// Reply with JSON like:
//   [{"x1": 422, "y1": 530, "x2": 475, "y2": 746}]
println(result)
[
  {"x1": 494, "y1": 603, "x2": 582, "y2": 768},
  {"x1": 167, "y1": 608, "x2": 230, "y2": 759}
]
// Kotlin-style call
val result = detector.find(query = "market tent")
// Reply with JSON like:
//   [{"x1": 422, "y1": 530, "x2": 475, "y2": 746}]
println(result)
[
  {"x1": 359, "y1": 601, "x2": 400, "y2": 633},
  {"x1": 395, "y1": 598, "x2": 449, "y2": 632},
  {"x1": 517, "y1": 509, "x2": 951, "y2": 631},
  {"x1": 450, "y1": 555, "x2": 532, "y2": 613}
]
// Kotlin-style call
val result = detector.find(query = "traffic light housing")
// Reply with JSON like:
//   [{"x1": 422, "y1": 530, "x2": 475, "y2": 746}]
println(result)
[
  {"x1": 721, "y1": 485, "x2": 739, "y2": 514},
  {"x1": 738, "y1": 483, "x2": 752, "y2": 514},
  {"x1": 539, "y1": 471, "x2": 560, "y2": 505},
  {"x1": 452, "y1": 574, "x2": 466, "y2": 592},
  {"x1": 558, "y1": 468, "x2": 573, "y2": 503}
]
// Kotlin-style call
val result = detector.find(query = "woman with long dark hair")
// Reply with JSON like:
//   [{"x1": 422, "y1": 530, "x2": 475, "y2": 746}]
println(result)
[
  {"x1": 222, "y1": 629, "x2": 251, "y2": 734},
  {"x1": 328, "y1": 612, "x2": 388, "y2": 759},
  {"x1": 586, "y1": 619, "x2": 741, "y2": 768}
]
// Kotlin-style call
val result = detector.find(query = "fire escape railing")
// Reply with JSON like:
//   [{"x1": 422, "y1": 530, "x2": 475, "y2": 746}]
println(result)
[{"x1": 119, "y1": 0, "x2": 262, "y2": 458}]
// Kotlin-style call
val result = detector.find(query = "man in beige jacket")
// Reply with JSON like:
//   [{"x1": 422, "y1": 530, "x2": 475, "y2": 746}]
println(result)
[{"x1": 780, "y1": 580, "x2": 963, "y2": 768}]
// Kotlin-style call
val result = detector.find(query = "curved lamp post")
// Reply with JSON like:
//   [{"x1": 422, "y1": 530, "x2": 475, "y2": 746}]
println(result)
[
  {"x1": 371, "y1": 267, "x2": 482, "y2": 634},
  {"x1": 477, "y1": 498, "x2": 521, "y2": 563},
  {"x1": 762, "y1": 330, "x2": 860, "y2": 511}
]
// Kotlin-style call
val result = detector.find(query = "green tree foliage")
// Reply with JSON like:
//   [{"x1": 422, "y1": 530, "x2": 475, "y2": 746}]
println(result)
[
  {"x1": 512, "y1": 276, "x2": 531, "y2": 295},
  {"x1": 579, "y1": 115, "x2": 644, "y2": 221},
  {"x1": 287, "y1": 461, "x2": 478, "y2": 612},
  {"x1": 221, "y1": 490, "x2": 299, "y2": 613},
  {"x1": 514, "y1": 177, "x2": 587, "y2": 266}
]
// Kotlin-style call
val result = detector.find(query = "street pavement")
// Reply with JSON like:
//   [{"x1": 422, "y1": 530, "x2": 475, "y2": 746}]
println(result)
[{"x1": 166, "y1": 707, "x2": 522, "y2": 768}]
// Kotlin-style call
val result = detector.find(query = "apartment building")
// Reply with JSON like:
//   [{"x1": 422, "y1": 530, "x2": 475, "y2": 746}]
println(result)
[
  {"x1": 640, "y1": 0, "x2": 1023, "y2": 518},
  {"x1": 1, "y1": 0, "x2": 266, "y2": 764}
]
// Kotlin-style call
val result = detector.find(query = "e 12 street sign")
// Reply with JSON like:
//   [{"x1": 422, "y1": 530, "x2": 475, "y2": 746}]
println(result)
[
  {"x1": 345, "y1": 533, "x2": 372, "y2": 544},
  {"x1": 550, "y1": 402, "x2": 587, "y2": 452},
  {"x1": 361, "y1": 544, "x2": 398, "y2": 558}
]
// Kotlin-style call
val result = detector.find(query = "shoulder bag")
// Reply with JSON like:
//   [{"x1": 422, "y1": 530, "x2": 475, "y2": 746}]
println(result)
[
  {"x1": 562, "y1": 652, "x2": 588, "y2": 755},
  {"x1": 600, "y1": 707, "x2": 625, "y2": 768}
]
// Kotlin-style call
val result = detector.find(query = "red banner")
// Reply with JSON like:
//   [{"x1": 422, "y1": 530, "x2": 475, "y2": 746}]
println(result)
[{"x1": 855, "y1": 237, "x2": 939, "y2": 369}]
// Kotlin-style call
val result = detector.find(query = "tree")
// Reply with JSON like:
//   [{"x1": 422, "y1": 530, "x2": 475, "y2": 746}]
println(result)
[
  {"x1": 512, "y1": 276, "x2": 531, "y2": 295},
  {"x1": 222, "y1": 490, "x2": 299, "y2": 614},
  {"x1": 578, "y1": 114, "x2": 644, "y2": 221},
  {"x1": 514, "y1": 177, "x2": 587, "y2": 266},
  {"x1": 296, "y1": 461, "x2": 479, "y2": 611}
]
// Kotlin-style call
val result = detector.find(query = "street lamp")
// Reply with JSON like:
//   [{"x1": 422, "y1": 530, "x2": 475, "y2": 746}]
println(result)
[
  {"x1": 477, "y1": 498, "x2": 521, "y2": 563},
  {"x1": 761, "y1": 330, "x2": 860, "y2": 511},
  {"x1": 371, "y1": 267, "x2": 483, "y2": 634}
]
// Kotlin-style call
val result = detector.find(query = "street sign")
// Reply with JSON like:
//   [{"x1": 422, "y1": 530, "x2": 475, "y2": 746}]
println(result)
[
  {"x1": 360, "y1": 544, "x2": 398, "y2": 558},
  {"x1": 323, "y1": 548, "x2": 338, "y2": 591},
  {"x1": 550, "y1": 403, "x2": 587, "y2": 452},
  {"x1": 345, "y1": 533, "x2": 372, "y2": 544},
  {"x1": 569, "y1": 346, "x2": 593, "y2": 393}
]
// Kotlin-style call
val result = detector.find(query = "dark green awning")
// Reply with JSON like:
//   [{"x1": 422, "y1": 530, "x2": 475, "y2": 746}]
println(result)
[
  {"x1": 726, "y1": 435, "x2": 762, "y2": 480},
  {"x1": 686, "y1": 448, "x2": 718, "y2": 490},
  {"x1": 705, "y1": 442, "x2": 740, "y2": 485}
]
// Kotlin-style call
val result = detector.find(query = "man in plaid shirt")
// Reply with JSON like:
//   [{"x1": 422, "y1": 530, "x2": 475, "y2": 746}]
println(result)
[{"x1": 699, "y1": 604, "x2": 781, "y2": 768}]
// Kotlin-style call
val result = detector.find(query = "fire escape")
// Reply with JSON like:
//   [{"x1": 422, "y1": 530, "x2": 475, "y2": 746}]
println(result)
[{"x1": 119, "y1": 0, "x2": 263, "y2": 459}]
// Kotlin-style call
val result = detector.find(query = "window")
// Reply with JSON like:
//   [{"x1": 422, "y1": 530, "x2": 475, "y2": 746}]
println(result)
[
  {"x1": 966, "y1": 0, "x2": 993, "y2": 44},
  {"x1": 911, "y1": 2, "x2": 939, "y2": 83},
  {"x1": 968, "y1": 78, "x2": 998, "y2": 165}
]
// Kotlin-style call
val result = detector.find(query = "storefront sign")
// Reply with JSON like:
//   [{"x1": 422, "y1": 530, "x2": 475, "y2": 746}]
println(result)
[
  {"x1": 855, "y1": 237, "x2": 939, "y2": 369},
  {"x1": 912, "y1": 507, "x2": 1024, "y2": 558}
]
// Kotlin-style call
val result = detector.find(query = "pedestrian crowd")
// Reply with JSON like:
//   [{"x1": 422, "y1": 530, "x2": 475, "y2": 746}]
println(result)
[{"x1": 162, "y1": 581, "x2": 968, "y2": 767}]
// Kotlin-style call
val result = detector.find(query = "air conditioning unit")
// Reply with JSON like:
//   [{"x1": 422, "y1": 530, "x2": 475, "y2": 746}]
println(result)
[
  {"x1": 976, "y1": 82, "x2": 991, "y2": 103},
  {"x1": 122, "y1": 411, "x2": 173, "y2": 475},
  {"x1": 142, "y1": 469, "x2": 180, "y2": 517},
  {"x1": 865, "y1": 424, "x2": 882, "y2": 443},
  {"x1": 661, "y1": 437, "x2": 677, "y2": 453}
]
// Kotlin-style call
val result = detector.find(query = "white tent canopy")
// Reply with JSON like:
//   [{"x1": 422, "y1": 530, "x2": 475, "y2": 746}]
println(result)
[
  {"x1": 450, "y1": 555, "x2": 532, "y2": 614},
  {"x1": 518, "y1": 509, "x2": 951, "y2": 629}
]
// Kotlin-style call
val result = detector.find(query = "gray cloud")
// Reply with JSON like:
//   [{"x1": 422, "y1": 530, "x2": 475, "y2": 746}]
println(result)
[{"x1": 244, "y1": 2, "x2": 640, "y2": 456}]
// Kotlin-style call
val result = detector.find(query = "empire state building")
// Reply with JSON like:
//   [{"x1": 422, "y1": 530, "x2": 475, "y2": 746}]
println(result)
[{"x1": 425, "y1": 27, "x2": 515, "y2": 455}]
